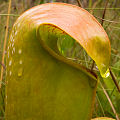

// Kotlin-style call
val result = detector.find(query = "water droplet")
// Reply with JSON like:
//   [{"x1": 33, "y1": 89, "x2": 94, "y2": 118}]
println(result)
[
  {"x1": 102, "y1": 69, "x2": 110, "y2": 78},
  {"x1": 9, "y1": 71, "x2": 12, "y2": 76},
  {"x1": 6, "y1": 95, "x2": 7, "y2": 99},
  {"x1": 9, "y1": 60, "x2": 12, "y2": 66},
  {"x1": 99, "y1": 63, "x2": 110, "y2": 78},
  {"x1": 18, "y1": 49, "x2": 22, "y2": 54},
  {"x1": 18, "y1": 68, "x2": 23, "y2": 77}
]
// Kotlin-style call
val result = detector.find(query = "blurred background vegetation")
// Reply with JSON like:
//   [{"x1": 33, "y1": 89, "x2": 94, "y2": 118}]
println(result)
[{"x1": 0, "y1": 0, "x2": 120, "y2": 120}]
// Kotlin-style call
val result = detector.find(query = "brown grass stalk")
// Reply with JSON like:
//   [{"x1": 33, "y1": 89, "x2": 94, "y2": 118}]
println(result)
[
  {"x1": 100, "y1": 81, "x2": 120, "y2": 120},
  {"x1": 76, "y1": 0, "x2": 82, "y2": 7},
  {"x1": 109, "y1": 68, "x2": 120, "y2": 92},
  {"x1": 0, "y1": 0, "x2": 11, "y2": 88}
]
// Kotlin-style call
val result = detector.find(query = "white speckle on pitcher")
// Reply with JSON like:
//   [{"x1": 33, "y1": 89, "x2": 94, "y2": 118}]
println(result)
[
  {"x1": 18, "y1": 49, "x2": 22, "y2": 54},
  {"x1": 9, "y1": 71, "x2": 12, "y2": 76},
  {"x1": 12, "y1": 43, "x2": 14, "y2": 47},
  {"x1": 8, "y1": 51, "x2": 9, "y2": 58},
  {"x1": 18, "y1": 68, "x2": 23, "y2": 77},
  {"x1": 13, "y1": 47, "x2": 15, "y2": 53},
  {"x1": 15, "y1": 31, "x2": 17, "y2": 36},
  {"x1": 9, "y1": 60, "x2": 12, "y2": 66},
  {"x1": 12, "y1": 50, "x2": 14, "y2": 54},
  {"x1": 19, "y1": 60, "x2": 22, "y2": 65},
  {"x1": 18, "y1": 23, "x2": 20, "y2": 28}
]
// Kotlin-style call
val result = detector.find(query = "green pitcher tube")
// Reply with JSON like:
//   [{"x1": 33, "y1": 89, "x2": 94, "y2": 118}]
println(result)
[{"x1": 5, "y1": 3, "x2": 111, "y2": 120}]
